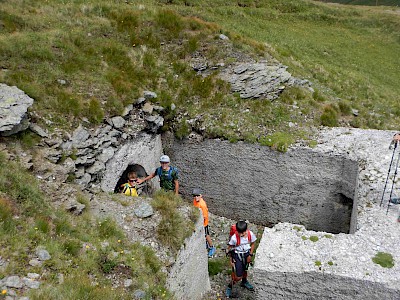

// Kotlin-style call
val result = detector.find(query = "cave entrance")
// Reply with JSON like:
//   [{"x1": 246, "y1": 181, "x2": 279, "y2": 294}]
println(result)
[{"x1": 114, "y1": 164, "x2": 152, "y2": 196}]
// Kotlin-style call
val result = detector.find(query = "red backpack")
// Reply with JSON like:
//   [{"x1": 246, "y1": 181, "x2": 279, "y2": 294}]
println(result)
[{"x1": 229, "y1": 224, "x2": 250, "y2": 246}]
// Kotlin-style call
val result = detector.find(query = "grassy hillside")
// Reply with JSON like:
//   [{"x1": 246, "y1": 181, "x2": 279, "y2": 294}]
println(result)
[
  {"x1": 1, "y1": 0, "x2": 399, "y2": 149},
  {"x1": 316, "y1": 0, "x2": 400, "y2": 6}
]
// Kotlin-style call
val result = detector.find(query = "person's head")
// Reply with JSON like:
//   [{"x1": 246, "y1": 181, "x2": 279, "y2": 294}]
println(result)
[
  {"x1": 160, "y1": 155, "x2": 170, "y2": 170},
  {"x1": 192, "y1": 188, "x2": 202, "y2": 201},
  {"x1": 236, "y1": 220, "x2": 248, "y2": 234},
  {"x1": 127, "y1": 171, "x2": 137, "y2": 181}
]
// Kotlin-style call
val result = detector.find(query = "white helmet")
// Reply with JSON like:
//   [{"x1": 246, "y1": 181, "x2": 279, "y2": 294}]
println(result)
[{"x1": 160, "y1": 155, "x2": 170, "y2": 163}]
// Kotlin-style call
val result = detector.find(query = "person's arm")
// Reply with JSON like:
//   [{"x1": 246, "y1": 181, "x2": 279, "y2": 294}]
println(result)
[
  {"x1": 174, "y1": 179, "x2": 179, "y2": 195},
  {"x1": 247, "y1": 242, "x2": 255, "y2": 263},
  {"x1": 136, "y1": 172, "x2": 156, "y2": 185}
]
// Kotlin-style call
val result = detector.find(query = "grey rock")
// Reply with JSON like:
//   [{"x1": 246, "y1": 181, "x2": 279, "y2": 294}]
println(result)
[
  {"x1": 111, "y1": 116, "x2": 125, "y2": 129},
  {"x1": 75, "y1": 173, "x2": 91, "y2": 187},
  {"x1": 122, "y1": 104, "x2": 133, "y2": 116},
  {"x1": 43, "y1": 148, "x2": 63, "y2": 163},
  {"x1": 134, "y1": 202, "x2": 154, "y2": 218},
  {"x1": 153, "y1": 105, "x2": 164, "y2": 112},
  {"x1": 35, "y1": 249, "x2": 51, "y2": 261},
  {"x1": 219, "y1": 34, "x2": 229, "y2": 40},
  {"x1": 62, "y1": 157, "x2": 76, "y2": 174},
  {"x1": 71, "y1": 125, "x2": 90, "y2": 146},
  {"x1": 27, "y1": 273, "x2": 40, "y2": 279},
  {"x1": 142, "y1": 102, "x2": 153, "y2": 114},
  {"x1": 145, "y1": 115, "x2": 163, "y2": 128},
  {"x1": 29, "y1": 123, "x2": 48, "y2": 138},
  {"x1": 86, "y1": 161, "x2": 105, "y2": 174},
  {"x1": 65, "y1": 200, "x2": 86, "y2": 215},
  {"x1": 22, "y1": 277, "x2": 40, "y2": 289},
  {"x1": 3, "y1": 276, "x2": 22, "y2": 288},
  {"x1": 97, "y1": 148, "x2": 115, "y2": 163},
  {"x1": 136, "y1": 97, "x2": 146, "y2": 105},
  {"x1": 143, "y1": 91, "x2": 157, "y2": 100},
  {"x1": 133, "y1": 289, "x2": 146, "y2": 299},
  {"x1": 28, "y1": 259, "x2": 42, "y2": 267},
  {"x1": 0, "y1": 83, "x2": 34, "y2": 136},
  {"x1": 124, "y1": 279, "x2": 133, "y2": 287}
]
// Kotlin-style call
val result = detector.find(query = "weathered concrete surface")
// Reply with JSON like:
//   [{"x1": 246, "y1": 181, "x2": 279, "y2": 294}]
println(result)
[
  {"x1": 101, "y1": 134, "x2": 162, "y2": 192},
  {"x1": 253, "y1": 128, "x2": 400, "y2": 300},
  {"x1": 167, "y1": 210, "x2": 211, "y2": 300},
  {"x1": 170, "y1": 139, "x2": 358, "y2": 234}
]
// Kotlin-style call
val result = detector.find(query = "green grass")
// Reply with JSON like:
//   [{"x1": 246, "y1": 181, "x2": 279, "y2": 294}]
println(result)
[
  {"x1": 2, "y1": 0, "x2": 399, "y2": 147},
  {"x1": 208, "y1": 256, "x2": 230, "y2": 276},
  {"x1": 151, "y1": 190, "x2": 196, "y2": 252},
  {"x1": 315, "y1": 0, "x2": 400, "y2": 6}
]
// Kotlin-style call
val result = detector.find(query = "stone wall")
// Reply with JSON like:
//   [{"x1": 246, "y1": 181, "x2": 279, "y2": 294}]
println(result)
[
  {"x1": 170, "y1": 139, "x2": 358, "y2": 233},
  {"x1": 166, "y1": 211, "x2": 210, "y2": 300}
]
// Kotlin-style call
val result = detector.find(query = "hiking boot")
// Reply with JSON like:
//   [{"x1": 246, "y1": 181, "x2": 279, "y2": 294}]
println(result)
[
  {"x1": 225, "y1": 287, "x2": 232, "y2": 298},
  {"x1": 208, "y1": 246, "x2": 216, "y2": 258},
  {"x1": 240, "y1": 280, "x2": 254, "y2": 291}
]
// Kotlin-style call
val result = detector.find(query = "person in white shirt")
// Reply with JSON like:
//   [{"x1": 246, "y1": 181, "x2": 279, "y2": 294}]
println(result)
[{"x1": 225, "y1": 220, "x2": 256, "y2": 298}]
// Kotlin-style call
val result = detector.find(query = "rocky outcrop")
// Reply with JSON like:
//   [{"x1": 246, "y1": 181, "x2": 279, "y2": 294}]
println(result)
[
  {"x1": 0, "y1": 83, "x2": 34, "y2": 136},
  {"x1": 219, "y1": 62, "x2": 311, "y2": 100}
]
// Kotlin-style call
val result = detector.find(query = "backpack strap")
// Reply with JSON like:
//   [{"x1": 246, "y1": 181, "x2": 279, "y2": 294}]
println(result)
[
  {"x1": 235, "y1": 230, "x2": 251, "y2": 247},
  {"x1": 157, "y1": 166, "x2": 178, "y2": 181}
]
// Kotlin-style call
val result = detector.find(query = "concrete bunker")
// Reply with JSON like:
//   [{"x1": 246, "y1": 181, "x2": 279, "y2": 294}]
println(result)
[{"x1": 170, "y1": 139, "x2": 359, "y2": 234}]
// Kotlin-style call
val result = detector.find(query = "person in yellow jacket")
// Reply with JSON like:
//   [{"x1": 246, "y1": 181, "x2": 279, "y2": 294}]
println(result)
[
  {"x1": 120, "y1": 171, "x2": 138, "y2": 197},
  {"x1": 192, "y1": 188, "x2": 216, "y2": 257}
]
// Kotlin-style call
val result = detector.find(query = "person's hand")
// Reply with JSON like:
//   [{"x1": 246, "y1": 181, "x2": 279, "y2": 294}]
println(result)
[
  {"x1": 246, "y1": 255, "x2": 252, "y2": 264},
  {"x1": 136, "y1": 178, "x2": 144, "y2": 185}
]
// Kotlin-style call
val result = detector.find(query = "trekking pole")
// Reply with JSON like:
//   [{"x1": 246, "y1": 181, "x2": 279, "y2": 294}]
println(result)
[
  {"x1": 386, "y1": 148, "x2": 400, "y2": 214},
  {"x1": 380, "y1": 141, "x2": 398, "y2": 207}
]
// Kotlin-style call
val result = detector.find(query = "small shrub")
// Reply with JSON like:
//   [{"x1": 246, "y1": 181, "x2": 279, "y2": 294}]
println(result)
[
  {"x1": 155, "y1": 10, "x2": 184, "y2": 38},
  {"x1": 328, "y1": 261, "x2": 334, "y2": 266},
  {"x1": 35, "y1": 217, "x2": 51, "y2": 234},
  {"x1": 338, "y1": 100, "x2": 352, "y2": 115},
  {"x1": 301, "y1": 236, "x2": 307, "y2": 241},
  {"x1": 63, "y1": 239, "x2": 81, "y2": 256},
  {"x1": 174, "y1": 119, "x2": 190, "y2": 140},
  {"x1": 313, "y1": 89, "x2": 326, "y2": 102},
  {"x1": 259, "y1": 132, "x2": 295, "y2": 152},
  {"x1": 324, "y1": 234, "x2": 332, "y2": 239},
  {"x1": 372, "y1": 252, "x2": 394, "y2": 268},
  {"x1": 98, "y1": 252, "x2": 118, "y2": 274},
  {"x1": 320, "y1": 105, "x2": 338, "y2": 127},
  {"x1": 0, "y1": 196, "x2": 16, "y2": 232},
  {"x1": 309, "y1": 236, "x2": 319, "y2": 242},
  {"x1": 97, "y1": 218, "x2": 124, "y2": 240},
  {"x1": 85, "y1": 98, "x2": 104, "y2": 124},
  {"x1": 315, "y1": 260, "x2": 322, "y2": 267}
]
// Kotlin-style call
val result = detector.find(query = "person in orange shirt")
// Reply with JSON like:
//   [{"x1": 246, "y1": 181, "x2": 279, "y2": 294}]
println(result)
[{"x1": 192, "y1": 188, "x2": 216, "y2": 257}]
